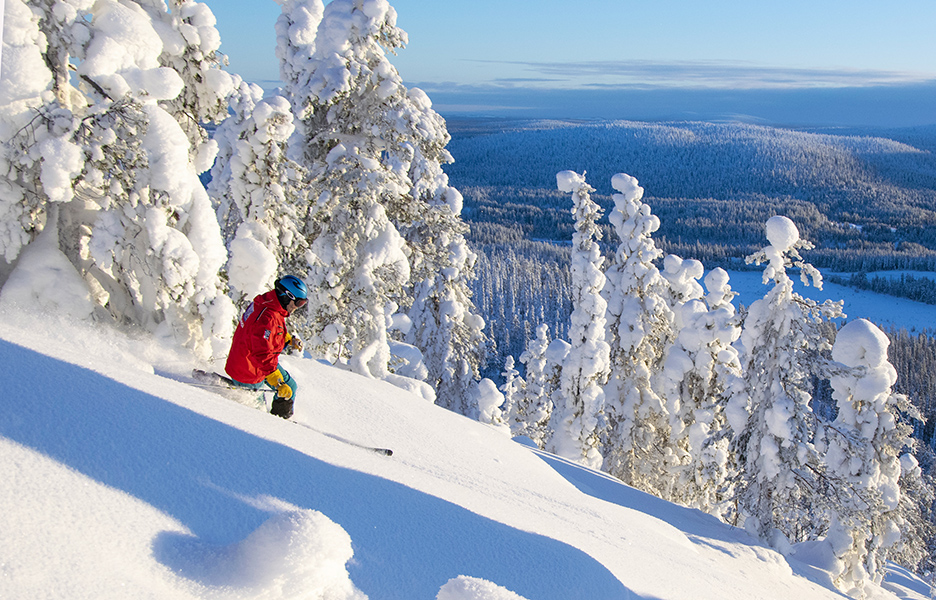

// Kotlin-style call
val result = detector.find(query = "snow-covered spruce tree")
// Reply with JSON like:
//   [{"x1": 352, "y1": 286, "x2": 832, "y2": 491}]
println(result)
[
  {"x1": 547, "y1": 171, "x2": 610, "y2": 469},
  {"x1": 394, "y1": 94, "x2": 485, "y2": 414},
  {"x1": 475, "y1": 378, "x2": 508, "y2": 433},
  {"x1": 658, "y1": 254, "x2": 704, "y2": 499},
  {"x1": 733, "y1": 215, "x2": 843, "y2": 548},
  {"x1": 499, "y1": 355, "x2": 525, "y2": 434},
  {"x1": 889, "y1": 452, "x2": 936, "y2": 578},
  {"x1": 701, "y1": 268, "x2": 747, "y2": 516},
  {"x1": 304, "y1": 143, "x2": 410, "y2": 378},
  {"x1": 821, "y1": 318, "x2": 917, "y2": 595},
  {"x1": 208, "y1": 87, "x2": 308, "y2": 308},
  {"x1": 662, "y1": 263, "x2": 744, "y2": 515},
  {"x1": 405, "y1": 190, "x2": 486, "y2": 416},
  {"x1": 515, "y1": 324, "x2": 555, "y2": 448},
  {"x1": 275, "y1": 0, "x2": 408, "y2": 375},
  {"x1": 0, "y1": 0, "x2": 235, "y2": 358},
  {"x1": 277, "y1": 0, "x2": 485, "y2": 403},
  {"x1": 153, "y1": 0, "x2": 234, "y2": 167},
  {"x1": 545, "y1": 338, "x2": 572, "y2": 420},
  {"x1": 208, "y1": 80, "x2": 263, "y2": 245},
  {"x1": 273, "y1": 0, "x2": 324, "y2": 128},
  {"x1": 600, "y1": 173, "x2": 676, "y2": 495}
]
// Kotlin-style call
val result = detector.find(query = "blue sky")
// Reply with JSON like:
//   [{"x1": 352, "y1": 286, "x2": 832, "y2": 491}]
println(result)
[{"x1": 205, "y1": 0, "x2": 936, "y2": 127}]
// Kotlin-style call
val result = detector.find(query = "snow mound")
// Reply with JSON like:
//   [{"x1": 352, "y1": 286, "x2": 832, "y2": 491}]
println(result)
[
  {"x1": 882, "y1": 563, "x2": 934, "y2": 599},
  {"x1": 0, "y1": 216, "x2": 94, "y2": 320},
  {"x1": 437, "y1": 576, "x2": 530, "y2": 600},
  {"x1": 790, "y1": 540, "x2": 841, "y2": 589},
  {"x1": 475, "y1": 378, "x2": 508, "y2": 431},
  {"x1": 164, "y1": 509, "x2": 366, "y2": 599}
]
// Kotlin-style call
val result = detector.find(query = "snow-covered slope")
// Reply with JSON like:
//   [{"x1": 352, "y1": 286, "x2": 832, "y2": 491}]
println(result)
[{"x1": 0, "y1": 309, "x2": 930, "y2": 600}]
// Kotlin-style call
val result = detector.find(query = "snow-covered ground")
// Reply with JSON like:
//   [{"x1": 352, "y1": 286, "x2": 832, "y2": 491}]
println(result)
[
  {"x1": 728, "y1": 269, "x2": 936, "y2": 331},
  {"x1": 0, "y1": 306, "x2": 932, "y2": 600}
]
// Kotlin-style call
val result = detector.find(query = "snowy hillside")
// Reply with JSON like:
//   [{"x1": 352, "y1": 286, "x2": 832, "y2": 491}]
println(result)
[{"x1": 0, "y1": 307, "x2": 930, "y2": 600}]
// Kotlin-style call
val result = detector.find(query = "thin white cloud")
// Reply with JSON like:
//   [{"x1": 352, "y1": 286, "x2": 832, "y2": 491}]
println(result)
[
  {"x1": 405, "y1": 80, "x2": 936, "y2": 127},
  {"x1": 467, "y1": 59, "x2": 936, "y2": 90}
]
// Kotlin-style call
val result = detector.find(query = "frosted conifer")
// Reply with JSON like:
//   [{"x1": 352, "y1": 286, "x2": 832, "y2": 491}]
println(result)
[
  {"x1": 208, "y1": 90, "x2": 308, "y2": 308},
  {"x1": 475, "y1": 378, "x2": 508, "y2": 431},
  {"x1": 547, "y1": 171, "x2": 610, "y2": 469},
  {"x1": 600, "y1": 173, "x2": 675, "y2": 495},
  {"x1": 822, "y1": 318, "x2": 917, "y2": 594},
  {"x1": 516, "y1": 324, "x2": 554, "y2": 448},
  {"x1": 0, "y1": 0, "x2": 236, "y2": 358},
  {"x1": 304, "y1": 144, "x2": 410, "y2": 378},
  {"x1": 208, "y1": 81, "x2": 264, "y2": 243},
  {"x1": 500, "y1": 355, "x2": 525, "y2": 435},
  {"x1": 278, "y1": 0, "x2": 484, "y2": 398},
  {"x1": 734, "y1": 216, "x2": 842, "y2": 547},
  {"x1": 658, "y1": 254, "x2": 706, "y2": 501},
  {"x1": 663, "y1": 263, "x2": 743, "y2": 515}
]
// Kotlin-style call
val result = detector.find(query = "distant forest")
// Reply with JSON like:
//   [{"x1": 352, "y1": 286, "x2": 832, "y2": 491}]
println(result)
[
  {"x1": 446, "y1": 119, "x2": 936, "y2": 271},
  {"x1": 443, "y1": 118, "x2": 936, "y2": 444}
]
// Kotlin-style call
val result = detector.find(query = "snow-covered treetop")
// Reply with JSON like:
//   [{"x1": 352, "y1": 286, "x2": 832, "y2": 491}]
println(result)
[
  {"x1": 545, "y1": 338, "x2": 572, "y2": 364},
  {"x1": 607, "y1": 172, "x2": 659, "y2": 241},
  {"x1": 556, "y1": 170, "x2": 587, "y2": 193},
  {"x1": 831, "y1": 318, "x2": 891, "y2": 369},
  {"x1": 703, "y1": 267, "x2": 737, "y2": 311},
  {"x1": 274, "y1": 0, "x2": 325, "y2": 118},
  {"x1": 611, "y1": 172, "x2": 643, "y2": 199},
  {"x1": 662, "y1": 254, "x2": 704, "y2": 303},
  {"x1": 765, "y1": 215, "x2": 799, "y2": 251},
  {"x1": 747, "y1": 215, "x2": 824, "y2": 290},
  {"x1": 305, "y1": 0, "x2": 406, "y2": 106},
  {"x1": 759, "y1": 215, "x2": 800, "y2": 283}
]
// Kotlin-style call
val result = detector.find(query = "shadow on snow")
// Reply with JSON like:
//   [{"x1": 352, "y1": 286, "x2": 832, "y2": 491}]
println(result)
[{"x1": 0, "y1": 339, "x2": 641, "y2": 600}]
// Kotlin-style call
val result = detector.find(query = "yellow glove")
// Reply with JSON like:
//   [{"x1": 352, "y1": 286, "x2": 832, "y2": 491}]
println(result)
[
  {"x1": 284, "y1": 332, "x2": 303, "y2": 354},
  {"x1": 264, "y1": 369, "x2": 293, "y2": 399}
]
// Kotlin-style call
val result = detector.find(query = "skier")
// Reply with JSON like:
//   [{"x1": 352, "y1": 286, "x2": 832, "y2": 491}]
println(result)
[{"x1": 224, "y1": 275, "x2": 307, "y2": 418}]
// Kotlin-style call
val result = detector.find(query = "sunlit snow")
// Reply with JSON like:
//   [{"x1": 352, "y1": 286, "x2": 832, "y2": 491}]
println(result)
[{"x1": 0, "y1": 300, "x2": 930, "y2": 599}]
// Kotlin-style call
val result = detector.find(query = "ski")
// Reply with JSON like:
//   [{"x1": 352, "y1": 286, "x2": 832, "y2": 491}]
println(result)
[
  {"x1": 191, "y1": 368, "x2": 245, "y2": 389},
  {"x1": 189, "y1": 370, "x2": 393, "y2": 456},
  {"x1": 190, "y1": 369, "x2": 269, "y2": 410},
  {"x1": 291, "y1": 420, "x2": 393, "y2": 456}
]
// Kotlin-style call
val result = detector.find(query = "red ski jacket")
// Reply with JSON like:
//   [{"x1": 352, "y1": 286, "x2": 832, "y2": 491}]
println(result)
[{"x1": 225, "y1": 290, "x2": 289, "y2": 384}]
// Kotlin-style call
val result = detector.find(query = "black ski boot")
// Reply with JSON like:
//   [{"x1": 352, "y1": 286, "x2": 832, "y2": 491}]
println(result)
[{"x1": 270, "y1": 396, "x2": 294, "y2": 419}]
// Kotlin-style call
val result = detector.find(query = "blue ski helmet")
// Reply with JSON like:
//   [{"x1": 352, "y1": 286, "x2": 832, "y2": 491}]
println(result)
[{"x1": 275, "y1": 275, "x2": 308, "y2": 302}]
